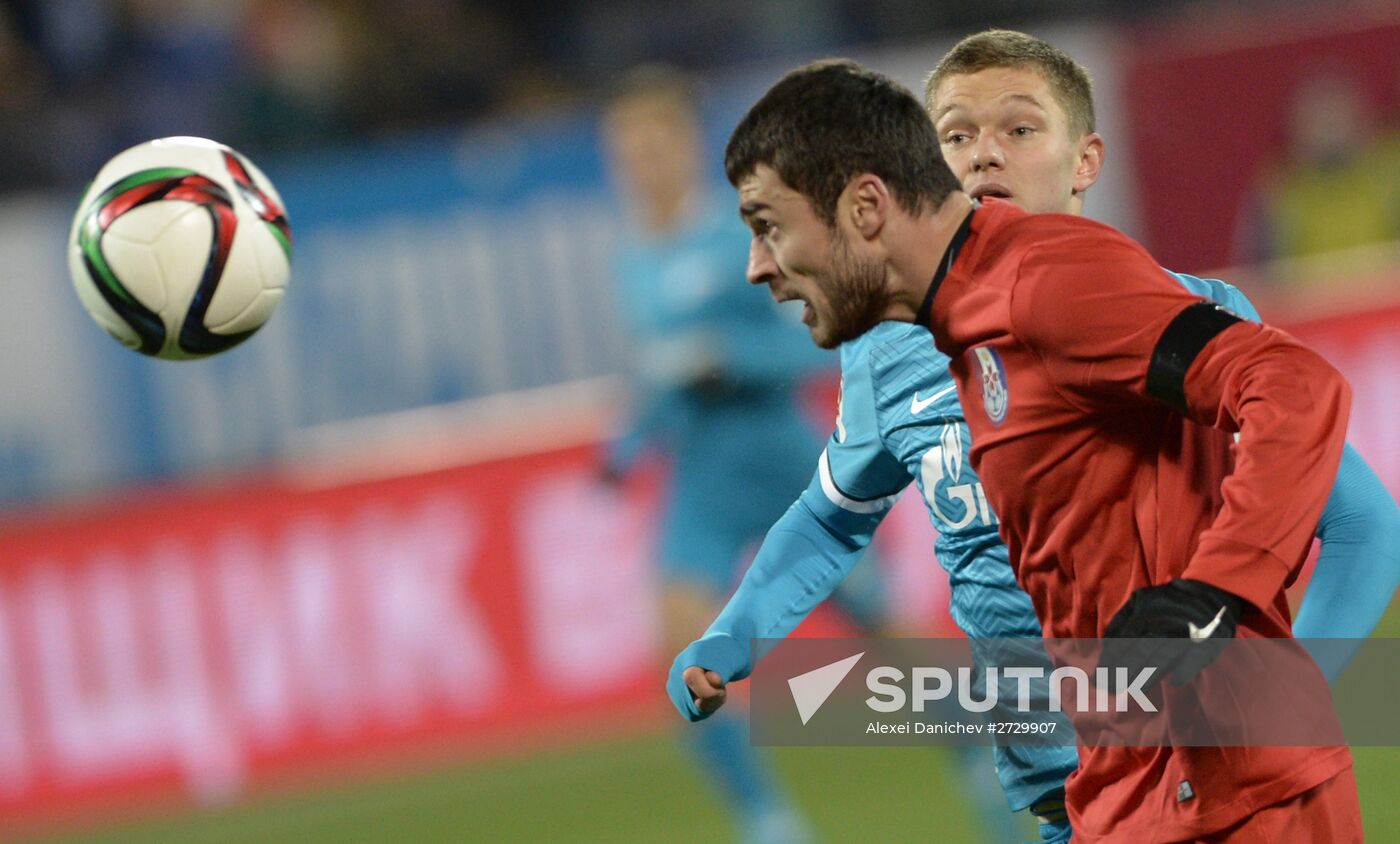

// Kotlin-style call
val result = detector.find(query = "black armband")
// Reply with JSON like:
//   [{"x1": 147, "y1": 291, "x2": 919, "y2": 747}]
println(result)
[{"x1": 1146, "y1": 302, "x2": 1243, "y2": 413}]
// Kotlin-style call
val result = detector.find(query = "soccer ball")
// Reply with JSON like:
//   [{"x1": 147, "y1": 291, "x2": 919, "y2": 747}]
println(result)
[{"x1": 67, "y1": 137, "x2": 292, "y2": 360}]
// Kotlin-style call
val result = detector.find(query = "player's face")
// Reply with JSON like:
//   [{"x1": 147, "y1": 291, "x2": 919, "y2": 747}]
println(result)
[
  {"x1": 738, "y1": 165, "x2": 888, "y2": 349},
  {"x1": 930, "y1": 66, "x2": 1102, "y2": 215},
  {"x1": 603, "y1": 96, "x2": 700, "y2": 220}
]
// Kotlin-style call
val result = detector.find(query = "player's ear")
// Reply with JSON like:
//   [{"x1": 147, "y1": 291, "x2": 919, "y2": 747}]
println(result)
[
  {"x1": 846, "y1": 173, "x2": 889, "y2": 241},
  {"x1": 1072, "y1": 132, "x2": 1105, "y2": 196}
]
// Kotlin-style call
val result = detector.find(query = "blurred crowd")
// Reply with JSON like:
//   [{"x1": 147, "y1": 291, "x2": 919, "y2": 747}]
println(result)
[
  {"x1": 0, "y1": 0, "x2": 1235, "y2": 194},
  {"x1": 0, "y1": 0, "x2": 575, "y2": 191}
]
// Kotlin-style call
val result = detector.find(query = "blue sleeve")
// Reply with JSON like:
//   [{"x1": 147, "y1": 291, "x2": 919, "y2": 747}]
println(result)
[
  {"x1": 1164, "y1": 270, "x2": 1263, "y2": 321},
  {"x1": 666, "y1": 342, "x2": 908, "y2": 720},
  {"x1": 1294, "y1": 444, "x2": 1400, "y2": 680},
  {"x1": 666, "y1": 473, "x2": 887, "y2": 720}
]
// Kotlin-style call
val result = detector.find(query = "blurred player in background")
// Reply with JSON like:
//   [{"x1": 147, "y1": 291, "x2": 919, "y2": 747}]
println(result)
[
  {"x1": 671, "y1": 29, "x2": 1399, "y2": 842},
  {"x1": 600, "y1": 65, "x2": 837, "y2": 844}
]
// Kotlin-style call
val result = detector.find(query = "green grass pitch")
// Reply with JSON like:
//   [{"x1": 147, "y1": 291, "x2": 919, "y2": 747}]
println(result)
[{"x1": 30, "y1": 733, "x2": 1399, "y2": 843}]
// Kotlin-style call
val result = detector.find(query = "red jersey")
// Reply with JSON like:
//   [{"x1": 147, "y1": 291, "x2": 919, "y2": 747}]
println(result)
[{"x1": 926, "y1": 199, "x2": 1353, "y2": 842}]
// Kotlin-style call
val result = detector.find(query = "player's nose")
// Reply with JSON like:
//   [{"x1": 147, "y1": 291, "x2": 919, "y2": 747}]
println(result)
[
  {"x1": 746, "y1": 237, "x2": 779, "y2": 285},
  {"x1": 970, "y1": 138, "x2": 1005, "y2": 171}
]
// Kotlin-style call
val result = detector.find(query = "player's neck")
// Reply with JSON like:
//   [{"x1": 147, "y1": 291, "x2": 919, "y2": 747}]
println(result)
[{"x1": 879, "y1": 191, "x2": 975, "y2": 323}]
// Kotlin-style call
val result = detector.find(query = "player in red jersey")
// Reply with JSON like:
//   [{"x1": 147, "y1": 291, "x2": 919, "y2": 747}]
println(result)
[{"x1": 724, "y1": 59, "x2": 1360, "y2": 842}]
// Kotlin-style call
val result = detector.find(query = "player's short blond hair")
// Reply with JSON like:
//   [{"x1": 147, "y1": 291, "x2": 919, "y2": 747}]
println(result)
[{"x1": 925, "y1": 30, "x2": 1096, "y2": 138}]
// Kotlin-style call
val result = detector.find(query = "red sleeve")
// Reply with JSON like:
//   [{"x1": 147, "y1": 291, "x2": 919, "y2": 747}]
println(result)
[
  {"x1": 1173, "y1": 316, "x2": 1350, "y2": 610},
  {"x1": 1008, "y1": 229, "x2": 1205, "y2": 411},
  {"x1": 1010, "y1": 228, "x2": 1352, "y2": 611}
]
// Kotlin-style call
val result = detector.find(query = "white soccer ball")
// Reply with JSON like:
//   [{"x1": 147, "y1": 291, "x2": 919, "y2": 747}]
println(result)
[{"x1": 67, "y1": 136, "x2": 292, "y2": 360}]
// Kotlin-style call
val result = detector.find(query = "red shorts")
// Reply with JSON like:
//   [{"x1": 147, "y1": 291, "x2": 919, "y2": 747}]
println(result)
[{"x1": 1194, "y1": 769, "x2": 1362, "y2": 843}]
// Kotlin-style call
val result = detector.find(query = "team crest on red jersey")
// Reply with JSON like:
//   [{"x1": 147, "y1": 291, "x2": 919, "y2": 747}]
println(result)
[{"x1": 972, "y1": 346, "x2": 1009, "y2": 424}]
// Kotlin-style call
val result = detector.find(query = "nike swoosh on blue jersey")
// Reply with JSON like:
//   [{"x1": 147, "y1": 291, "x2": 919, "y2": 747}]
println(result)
[{"x1": 910, "y1": 384, "x2": 958, "y2": 415}]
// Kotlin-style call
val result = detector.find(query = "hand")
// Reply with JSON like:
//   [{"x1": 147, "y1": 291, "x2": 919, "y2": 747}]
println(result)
[
  {"x1": 666, "y1": 660, "x2": 727, "y2": 722},
  {"x1": 667, "y1": 635, "x2": 749, "y2": 722},
  {"x1": 1100, "y1": 578, "x2": 1245, "y2": 689},
  {"x1": 682, "y1": 666, "x2": 728, "y2": 716}
]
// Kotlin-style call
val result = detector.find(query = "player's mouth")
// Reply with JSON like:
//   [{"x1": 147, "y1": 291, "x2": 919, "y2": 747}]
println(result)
[
  {"x1": 773, "y1": 289, "x2": 815, "y2": 324},
  {"x1": 772, "y1": 288, "x2": 801, "y2": 306},
  {"x1": 970, "y1": 183, "x2": 1013, "y2": 201}
]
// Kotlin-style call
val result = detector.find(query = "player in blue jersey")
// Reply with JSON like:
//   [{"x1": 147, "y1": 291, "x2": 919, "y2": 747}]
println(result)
[
  {"x1": 668, "y1": 31, "x2": 1400, "y2": 843},
  {"x1": 602, "y1": 65, "x2": 838, "y2": 844}
]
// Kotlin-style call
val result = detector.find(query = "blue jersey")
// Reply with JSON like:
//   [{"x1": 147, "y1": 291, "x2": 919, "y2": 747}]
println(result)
[
  {"x1": 610, "y1": 199, "x2": 831, "y2": 588},
  {"x1": 827, "y1": 320, "x2": 1074, "y2": 808},
  {"x1": 829, "y1": 320, "x2": 1038, "y2": 639}
]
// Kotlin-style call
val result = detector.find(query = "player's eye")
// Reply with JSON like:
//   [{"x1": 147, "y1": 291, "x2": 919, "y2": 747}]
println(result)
[
  {"x1": 943, "y1": 131, "x2": 970, "y2": 146},
  {"x1": 1010, "y1": 125, "x2": 1036, "y2": 137}
]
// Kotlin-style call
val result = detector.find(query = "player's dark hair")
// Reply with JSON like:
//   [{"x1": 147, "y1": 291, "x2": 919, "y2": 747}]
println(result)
[
  {"x1": 724, "y1": 59, "x2": 962, "y2": 224},
  {"x1": 925, "y1": 30, "x2": 1096, "y2": 137}
]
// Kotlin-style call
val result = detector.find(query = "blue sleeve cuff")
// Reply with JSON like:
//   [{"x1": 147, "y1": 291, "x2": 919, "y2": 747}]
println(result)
[{"x1": 667, "y1": 634, "x2": 751, "y2": 722}]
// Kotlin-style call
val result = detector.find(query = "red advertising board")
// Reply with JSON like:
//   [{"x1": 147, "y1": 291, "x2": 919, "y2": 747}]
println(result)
[{"x1": 0, "y1": 446, "x2": 665, "y2": 824}]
